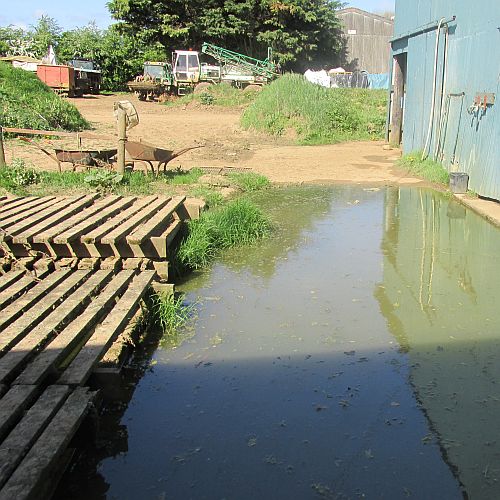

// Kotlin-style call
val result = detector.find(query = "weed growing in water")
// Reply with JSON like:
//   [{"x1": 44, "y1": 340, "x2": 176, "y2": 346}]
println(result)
[
  {"x1": 152, "y1": 291, "x2": 197, "y2": 346},
  {"x1": 177, "y1": 198, "x2": 272, "y2": 269},
  {"x1": 397, "y1": 152, "x2": 450, "y2": 185}
]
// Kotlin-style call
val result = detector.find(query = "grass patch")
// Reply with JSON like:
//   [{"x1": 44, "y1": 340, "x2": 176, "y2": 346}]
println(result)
[
  {"x1": 164, "y1": 168, "x2": 204, "y2": 185},
  {"x1": 165, "y1": 83, "x2": 261, "y2": 108},
  {"x1": 397, "y1": 152, "x2": 450, "y2": 185},
  {"x1": 0, "y1": 160, "x2": 205, "y2": 197},
  {"x1": 0, "y1": 62, "x2": 90, "y2": 132},
  {"x1": 188, "y1": 186, "x2": 225, "y2": 208},
  {"x1": 241, "y1": 73, "x2": 387, "y2": 145},
  {"x1": 151, "y1": 291, "x2": 197, "y2": 347},
  {"x1": 228, "y1": 172, "x2": 270, "y2": 192},
  {"x1": 177, "y1": 198, "x2": 272, "y2": 269}
]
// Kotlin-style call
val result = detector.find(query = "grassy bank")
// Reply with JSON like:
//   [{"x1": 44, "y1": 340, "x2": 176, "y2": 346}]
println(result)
[
  {"x1": 241, "y1": 73, "x2": 387, "y2": 145},
  {"x1": 0, "y1": 62, "x2": 90, "y2": 132},
  {"x1": 397, "y1": 152, "x2": 450, "y2": 185}
]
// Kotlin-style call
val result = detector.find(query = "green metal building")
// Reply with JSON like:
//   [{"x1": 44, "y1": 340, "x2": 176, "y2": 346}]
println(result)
[{"x1": 388, "y1": 0, "x2": 500, "y2": 200}]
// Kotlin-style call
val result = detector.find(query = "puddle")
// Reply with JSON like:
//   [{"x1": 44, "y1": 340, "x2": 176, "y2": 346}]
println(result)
[{"x1": 57, "y1": 186, "x2": 500, "y2": 499}]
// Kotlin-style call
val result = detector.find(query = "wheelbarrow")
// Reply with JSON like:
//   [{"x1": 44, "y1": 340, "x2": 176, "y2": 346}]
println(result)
[
  {"x1": 54, "y1": 148, "x2": 117, "y2": 168},
  {"x1": 19, "y1": 137, "x2": 117, "y2": 171},
  {"x1": 125, "y1": 140, "x2": 204, "y2": 176}
]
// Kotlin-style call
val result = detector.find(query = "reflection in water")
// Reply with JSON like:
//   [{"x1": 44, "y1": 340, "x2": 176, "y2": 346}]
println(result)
[
  {"x1": 378, "y1": 187, "x2": 500, "y2": 499},
  {"x1": 54, "y1": 186, "x2": 500, "y2": 499}
]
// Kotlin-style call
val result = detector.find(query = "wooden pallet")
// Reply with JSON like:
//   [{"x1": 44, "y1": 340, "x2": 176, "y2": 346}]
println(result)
[
  {"x1": 0, "y1": 195, "x2": 189, "y2": 260},
  {"x1": 0, "y1": 267, "x2": 155, "y2": 498}
]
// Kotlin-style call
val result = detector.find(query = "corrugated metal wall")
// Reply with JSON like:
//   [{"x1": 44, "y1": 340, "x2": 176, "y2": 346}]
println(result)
[
  {"x1": 337, "y1": 9, "x2": 394, "y2": 73},
  {"x1": 392, "y1": 0, "x2": 500, "y2": 200}
]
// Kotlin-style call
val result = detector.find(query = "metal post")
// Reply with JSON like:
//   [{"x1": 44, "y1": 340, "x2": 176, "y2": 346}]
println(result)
[
  {"x1": 117, "y1": 109, "x2": 127, "y2": 174},
  {"x1": 0, "y1": 128, "x2": 6, "y2": 167}
]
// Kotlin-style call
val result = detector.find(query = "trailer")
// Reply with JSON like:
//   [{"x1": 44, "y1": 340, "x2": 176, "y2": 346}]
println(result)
[{"x1": 36, "y1": 64, "x2": 81, "y2": 97}]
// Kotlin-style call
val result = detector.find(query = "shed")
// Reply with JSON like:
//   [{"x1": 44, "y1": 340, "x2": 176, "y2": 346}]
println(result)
[
  {"x1": 388, "y1": 0, "x2": 500, "y2": 200},
  {"x1": 337, "y1": 8, "x2": 394, "y2": 73},
  {"x1": 0, "y1": 56, "x2": 40, "y2": 72}
]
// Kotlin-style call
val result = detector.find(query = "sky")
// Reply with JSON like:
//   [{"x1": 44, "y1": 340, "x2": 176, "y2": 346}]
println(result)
[{"x1": 0, "y1": 0, "x2": 395, "y2": 31}]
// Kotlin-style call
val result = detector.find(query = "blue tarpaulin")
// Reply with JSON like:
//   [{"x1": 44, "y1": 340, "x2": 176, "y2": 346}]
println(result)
[{"x1": 367, "y1": 73, "x2": 390, "y2": 89}]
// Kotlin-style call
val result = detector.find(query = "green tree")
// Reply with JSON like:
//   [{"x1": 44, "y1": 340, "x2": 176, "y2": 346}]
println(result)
[
  {"x1": 107, "y1": 0, "x2": 344, "y2": 69},
  {"x1": 0, "y1": 26, "x2": 35, "y2": 57},
  {"x1": 30, "y1": 15, "x2": 62, "y2": 57},
  {"x1": 58, "y1": 22, "x2": 104, "y2": 62}
]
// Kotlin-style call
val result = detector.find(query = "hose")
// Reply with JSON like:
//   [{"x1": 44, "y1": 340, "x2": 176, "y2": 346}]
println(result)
[
  {"x1": 433, "y1": 24, "x2": 449, "y2": 160},
  {"x1": 421, "y1": 18, "x2": 446, "y2": 161}
]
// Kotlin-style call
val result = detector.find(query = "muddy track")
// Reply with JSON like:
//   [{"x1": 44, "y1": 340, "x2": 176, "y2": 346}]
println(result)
[{"x1": 6, "y1": 93, "x2": 422, "y2": 186}]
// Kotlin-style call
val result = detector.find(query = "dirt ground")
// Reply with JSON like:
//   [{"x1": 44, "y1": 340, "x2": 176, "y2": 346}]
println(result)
[{"x1": 5, "y1": 93, "x2": 422, "y2": 186}]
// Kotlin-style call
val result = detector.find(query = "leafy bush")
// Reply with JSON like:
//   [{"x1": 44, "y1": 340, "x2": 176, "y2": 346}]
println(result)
[
  {"x1": 84, "y1": 169, "x2": 124, "y2": 190},
  {"x1": 0, "y1": 62, "x2": 90, "y2": 132},
  {"x1": 397, "y1": 152, "x2": 450, "y2": 185},
  {"x1": 199, "y1": 92, "x2": 215, "y2": 106},
  {"x1": 0, "y1": 158, "x2": 40, "y2": 194},
  {"x1": 177, "y1": 198, "x2": 272, "y2": 269},
  {"x1": 241, "y1": 74, "x2": 387, "y2": 144}
]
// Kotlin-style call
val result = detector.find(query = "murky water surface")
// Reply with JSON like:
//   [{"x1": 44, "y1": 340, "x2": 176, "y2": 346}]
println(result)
[{"x1": 59, "y1": 186, "x2": 500, "y2": 499}]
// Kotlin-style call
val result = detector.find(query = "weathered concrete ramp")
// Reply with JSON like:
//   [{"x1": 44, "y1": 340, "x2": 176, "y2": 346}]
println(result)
[{"x1": 0, "y1": 266, "x2": 155, "y2": 498}]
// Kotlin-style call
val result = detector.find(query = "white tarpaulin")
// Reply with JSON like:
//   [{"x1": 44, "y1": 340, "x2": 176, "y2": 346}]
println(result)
[
  {"x1": 304, "y1": 69, "x2": 331, "y2": 88},
  {"x1": 41, "y1": 45, "x2": 57, "y2": 65}
]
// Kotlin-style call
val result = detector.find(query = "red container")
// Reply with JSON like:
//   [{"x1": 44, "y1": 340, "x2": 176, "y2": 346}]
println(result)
[{"x1": 36, "y1": 64, "x2": 76, "y2": 96}]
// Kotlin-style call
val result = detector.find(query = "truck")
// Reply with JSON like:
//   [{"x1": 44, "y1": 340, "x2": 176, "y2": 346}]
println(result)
[
  {"x1": 67, "y1": 59, "x2": 101, "y2": 95},
  {"x1": 127, "y1": 44, "x2": 278, "y2": 100}
]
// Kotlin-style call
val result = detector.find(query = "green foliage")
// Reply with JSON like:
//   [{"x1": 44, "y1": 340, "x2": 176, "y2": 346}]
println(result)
[
  {"x1": 177, "y1": 198, "x2": 272, "y2": 269},
  {"x1": 30, "y1": 16, "x2": 62, "y2": 57},
  {"x1": 228, "y1": 172, "x2": 270, "y2": 192},
  {"x1": 167, "y1": 83, "x2": 261, "y2": 108},
  {"x1": 188, "y1": 186, "x2": 225, "y2": 208},
  {"x1": 0, "y1": 158, "x2": 40, "y2": 195},
  {"x1": 199, "y1": 92, "x2": 215, "y2": 106},
  {"x1": 84, "y1": 169, "x2": 124, "y2": 190},
  {"x1": 107, "y1": 0, "x2": 344, "y2": 70},
  {"x1": 0, "y1": 62, "x2": 90, "y2": 131},
  {"x1": 397, "y1": 152, "x2": 450, "y2": 185},
  {"x1": 241, "y1": 74, "x2": 387, "y2": 144},
  {"x1": 57, "y1": 22, "x2": 103, "y2": 62},
  {"x1": 152, "y1": 291, "x2": 196, "y2": 341}
]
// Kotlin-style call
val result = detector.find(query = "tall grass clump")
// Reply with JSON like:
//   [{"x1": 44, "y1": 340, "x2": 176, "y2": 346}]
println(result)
[
  {"x1": 228, "y1": 172, "x2": 270, "y2": 192},
  {"x1": 241, "y1": 73, "x2": 387, "y2": 144},
  {"x1": 0, "y1": 62, "x2": 90, "y2": 132},
  {"x1": 177, "y1": 198, "x2": 272, "y2": 269},
  {"x1": 152, "y1": 291, "x2": 197, "y2": 346},
  {"x1": 397, "y1": 152, "x2": 450, "y2": 185}
]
